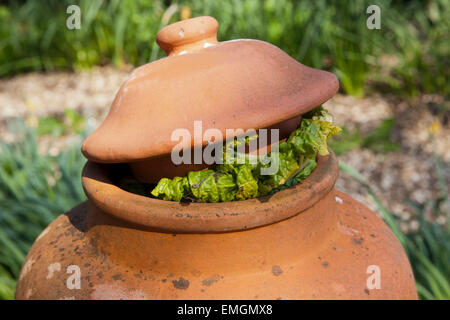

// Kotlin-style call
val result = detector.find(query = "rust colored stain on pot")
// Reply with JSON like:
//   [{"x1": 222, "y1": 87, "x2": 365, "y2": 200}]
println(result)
[
  {"x1": 172, "y1": 278, "x2": 190, "y2": 290},
  {"x1": 202, "y1": 275, "x2": 221, "y2": 287},
  {"x1": 272, "y1": 266, "x2": 283, "y2": 276}
]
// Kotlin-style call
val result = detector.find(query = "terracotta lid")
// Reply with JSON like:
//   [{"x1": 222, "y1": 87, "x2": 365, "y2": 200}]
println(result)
[{"x1": 82, "y1": 16, "x2": 339, "y2": 163}]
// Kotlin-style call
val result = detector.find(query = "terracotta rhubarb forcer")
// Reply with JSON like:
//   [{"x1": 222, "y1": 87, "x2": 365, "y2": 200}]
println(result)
[{"x1": 16, "y1": 16, "x2": 417, "y2": 300}]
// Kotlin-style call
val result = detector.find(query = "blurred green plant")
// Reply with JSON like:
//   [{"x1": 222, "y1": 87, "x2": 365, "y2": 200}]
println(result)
[
  {"x1": 328, "y1": 127, "x2": 364, "y2": 155},
  {"x1": 37, "y1": 109, "x2": 86, "y2": 136},
  {"x1": 361, "y1": 118, "x2": 400, "y2": 153},
  {"x1": 0, "y1": 121, "x2": 86, "y2": 300},
  {"x1": 370, "y1": 0, "x2": 450, "y2": 97},
  {"x1": 0, "y1": 0, "x2": 448, "y2": 97},
  {"x1": 340, "y1": 156, "x2": 450, "y2": 300},
  {"x1": 329, "y1": 117, "x2": 400, "y2": 155}
]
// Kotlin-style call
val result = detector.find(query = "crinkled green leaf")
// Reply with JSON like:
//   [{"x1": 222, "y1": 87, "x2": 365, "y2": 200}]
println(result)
[
  {"x1": 287, "y1": 120, "x2": 324, "y2": 156},
  {"x1": 150, "y1": 106, "x2": 341, "y2": 203},
  {"x1": 234, "y1": 164, "x2": 259, "y2": 200},
  {"x1": 267, "y1": 158, "x2": 317, "y2": 195},
  {"x1": 214, "y1": 172, "x2": 238, "y2": 202},
  {"x1": 293, "y1": 158, "x2": 317, "y2": 183},
  {"x1": 288, "y1": 117, "x2": 341, "y2": 157},
  {"x1": 258, "y1": 146, "x2": 300, "y2": 196},
  {"x1": 188, "y1": 170, "x2": 220, "y2": 203},
  {"x1": 151, "y1": 176, "x2": 189, "y2": 202}
]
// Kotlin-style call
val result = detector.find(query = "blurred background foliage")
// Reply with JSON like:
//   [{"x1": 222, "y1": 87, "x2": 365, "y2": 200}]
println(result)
[
  {"x1": 0, "y1": 0, "x2": 448, "y2": 300},
  {"x1": 0, "y1": 122, "x2": 87, "y2": 300},
  {"x1": 0, "y1": 0, "x2": 448, "y2": 97}
]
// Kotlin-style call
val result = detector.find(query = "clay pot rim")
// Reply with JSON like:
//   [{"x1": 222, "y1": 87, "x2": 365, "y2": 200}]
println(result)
[{"x1": 81, "y1": 151, "x2": 338, "y2": 233}]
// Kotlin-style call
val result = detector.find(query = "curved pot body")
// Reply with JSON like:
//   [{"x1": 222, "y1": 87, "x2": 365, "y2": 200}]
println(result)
[{"x1": 15, "y1": 153, "x2": 417, "y2": 299}]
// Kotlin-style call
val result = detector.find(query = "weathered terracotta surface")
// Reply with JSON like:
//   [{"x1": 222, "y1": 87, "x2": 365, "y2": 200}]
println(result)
[
  {"x1": 15, "y1": 152, "x2": 417, "y2": 299},
  {"x1": 81, "y1": 17, "x2": 338, "y2": 173}
]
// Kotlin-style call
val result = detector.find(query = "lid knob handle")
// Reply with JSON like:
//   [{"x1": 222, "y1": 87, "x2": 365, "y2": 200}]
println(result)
[{"x1": 156, "y1": 16, "x2": 219, "y2": 56}]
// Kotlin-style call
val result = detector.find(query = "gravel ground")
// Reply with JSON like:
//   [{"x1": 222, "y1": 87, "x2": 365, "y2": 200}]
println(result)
[
  {"x1": 325, "y1": 94, "x2": 449, "y2": 228},
  {"x1": 1, "y1": 67, "x2": 448, "y2": 230}
]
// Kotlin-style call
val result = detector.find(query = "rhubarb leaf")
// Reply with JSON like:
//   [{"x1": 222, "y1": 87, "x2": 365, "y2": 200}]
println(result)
[{"x1": 150, "y1": 106, "x2": 341, "y2": 202}]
